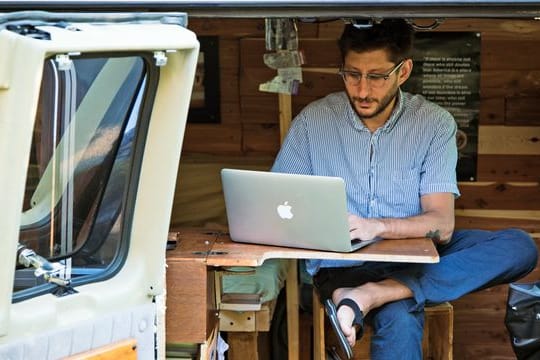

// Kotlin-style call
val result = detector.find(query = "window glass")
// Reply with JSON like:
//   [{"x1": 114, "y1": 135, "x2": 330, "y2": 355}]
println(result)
[{"x1": 15, "y1": 55, "x2": 147, "y2": 293}]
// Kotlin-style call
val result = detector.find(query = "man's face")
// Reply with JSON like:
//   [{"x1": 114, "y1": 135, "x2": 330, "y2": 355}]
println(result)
[{"x1": 341, "y1": 49, "x2": 410, "y2": 121}]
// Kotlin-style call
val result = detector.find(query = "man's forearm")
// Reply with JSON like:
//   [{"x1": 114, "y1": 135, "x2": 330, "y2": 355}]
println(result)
[{"x1": 376, "y1": 211, "x2": 454, "y2": 243}]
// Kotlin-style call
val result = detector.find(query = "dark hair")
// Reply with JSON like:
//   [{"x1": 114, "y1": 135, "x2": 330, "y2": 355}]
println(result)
[{"x1": 338, "y1": 19, "x2": 414, "y2": 63}]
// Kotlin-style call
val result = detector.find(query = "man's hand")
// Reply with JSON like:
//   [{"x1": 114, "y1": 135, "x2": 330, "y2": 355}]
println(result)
[
  {"x1": 348, "y1": 213, "x2": 385, "y2": 241},
  {"x1": 347, "y1": 193, "x2": 455, "y2": 242}
]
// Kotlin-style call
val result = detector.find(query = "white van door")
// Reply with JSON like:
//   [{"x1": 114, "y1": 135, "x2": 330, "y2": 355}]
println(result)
[{"x1": 0, "y1": 12, "x2": 198, "y2": 359}]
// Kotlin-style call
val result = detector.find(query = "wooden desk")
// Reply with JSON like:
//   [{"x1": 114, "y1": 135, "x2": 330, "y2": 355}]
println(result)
[
  {"x1": 207, "y1": 234, "x2": 439, "y2": 266},
  {"x1": 165, "y1": 228, "x2": 439, "y2": 359}
]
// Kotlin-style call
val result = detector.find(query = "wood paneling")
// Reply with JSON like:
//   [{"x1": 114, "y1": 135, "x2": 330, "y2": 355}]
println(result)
[
  {"x1": 318, "y1": 18, "x2": 540, "y2": 40},
  {"x1": 456, "y1": 212, "x2": 540, "y2": 233},
  {"x1": 242, "y1": 123, "x2": 280, "y2": 154},
  {"x1": 477, "y1": 155, "x2": 540, "y2": 181},
  {"x1": 182, "y1": 123, "x2": 242, "y2": 154},
  {"x1": 171, "y1": 154, "x2": 274, "y2": 228},
  {"x1": 166, "y1": 231, "x2": 219, "y2": 344},
  {"x1": 456, "y1": 182, "x2": 540, "y2": 210},
  {"x1": 506, "y1": 96, "x2": 540, "y2": 125},
  {"x1": 478, "y1": 126, "x2": 540, "y2": 154}
]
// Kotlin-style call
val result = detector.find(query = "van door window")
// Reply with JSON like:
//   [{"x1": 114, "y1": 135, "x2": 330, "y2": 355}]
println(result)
[{"x1": 15, "y1": 54, "x2": 148, "y2": 296}]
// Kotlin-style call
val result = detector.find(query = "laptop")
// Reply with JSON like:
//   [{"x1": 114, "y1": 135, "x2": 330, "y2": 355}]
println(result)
[{"x1": 220, "y1": 168, "x2": 380, "y2": 252}]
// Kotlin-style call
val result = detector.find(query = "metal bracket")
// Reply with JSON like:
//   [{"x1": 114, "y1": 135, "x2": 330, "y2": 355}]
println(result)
[
  {"x1": 17, "y1": 244, "x2": 71, "y2": 288},
  {"x1": 154, "y1": 51, "x2": 168, "y2": 67},
  {"x1": 55, "y1": 53, "x2": 80, "y2": 71}
]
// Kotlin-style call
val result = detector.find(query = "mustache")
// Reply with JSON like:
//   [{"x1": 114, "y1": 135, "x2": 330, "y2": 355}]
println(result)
[{"x1": 351, "y1": 97, "x2": 376, "y2": 103}]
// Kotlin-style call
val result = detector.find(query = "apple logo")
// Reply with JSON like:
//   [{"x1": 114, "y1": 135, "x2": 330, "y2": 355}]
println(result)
[{"x1": 277, "y1": 201, "x2": 294, "y2": 219}]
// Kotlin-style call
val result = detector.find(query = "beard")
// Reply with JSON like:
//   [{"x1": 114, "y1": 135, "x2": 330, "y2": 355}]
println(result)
[{"x1": 348, "y1": 84, "x2": 399, "y2": 120}]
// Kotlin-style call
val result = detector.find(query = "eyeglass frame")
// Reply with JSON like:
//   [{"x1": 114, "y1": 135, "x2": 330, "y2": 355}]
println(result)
[{"x1": 338, "y1": 59, "x2": 406, "y2": 87}]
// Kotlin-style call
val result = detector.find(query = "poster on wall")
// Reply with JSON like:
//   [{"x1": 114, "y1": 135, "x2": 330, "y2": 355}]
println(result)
[{"x1": 402, "y1": 32, "x2": 480, "y2": 181}]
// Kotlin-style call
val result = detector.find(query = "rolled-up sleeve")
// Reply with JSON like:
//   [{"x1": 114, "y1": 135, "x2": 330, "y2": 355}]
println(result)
[{"x1": 420, "y1": 111, "x2": 461, "y2": 198}]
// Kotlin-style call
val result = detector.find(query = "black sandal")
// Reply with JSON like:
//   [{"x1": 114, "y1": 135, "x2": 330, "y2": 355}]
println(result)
[{"x1": 324, "y1": 298, "x2": 365, "y2": 359}]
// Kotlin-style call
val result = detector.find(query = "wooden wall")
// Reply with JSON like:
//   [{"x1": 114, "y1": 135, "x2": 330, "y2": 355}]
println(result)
[{"x1": 171, "y1": 18, "x2": 540, "y2": 359}]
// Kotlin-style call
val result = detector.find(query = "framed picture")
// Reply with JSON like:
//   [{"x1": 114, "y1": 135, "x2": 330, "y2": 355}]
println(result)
[{"x1": 188, "y1": 36, "x2": 220, "y2": 123}]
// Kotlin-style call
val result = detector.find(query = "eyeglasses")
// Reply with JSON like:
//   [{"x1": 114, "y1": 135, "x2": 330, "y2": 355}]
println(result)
[{"x1": 338, "y1": 60, "x2": 405, "y2": 88}]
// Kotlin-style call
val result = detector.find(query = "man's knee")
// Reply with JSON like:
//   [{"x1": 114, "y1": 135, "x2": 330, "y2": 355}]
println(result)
[{"x1": 497, "y1": 228, "x2": 538, "y2": 275}]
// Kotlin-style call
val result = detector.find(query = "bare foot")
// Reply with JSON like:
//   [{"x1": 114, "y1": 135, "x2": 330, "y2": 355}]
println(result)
[
  {"x1": 331, "y1": 280, "x2": 414, "y2": 346},
  {"x1": 331, "y1": 286, "x2": 371, "y2": 347}
]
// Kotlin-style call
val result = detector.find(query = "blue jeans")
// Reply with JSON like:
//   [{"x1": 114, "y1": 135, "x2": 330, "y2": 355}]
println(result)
[{"x1": 312, "y1": 228, "x2": 538, "y2": 360}]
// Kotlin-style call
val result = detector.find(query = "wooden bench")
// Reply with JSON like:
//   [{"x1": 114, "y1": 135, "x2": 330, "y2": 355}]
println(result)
[{"x1": 312, "y1": 288, "x2": 454, "y2": 359}]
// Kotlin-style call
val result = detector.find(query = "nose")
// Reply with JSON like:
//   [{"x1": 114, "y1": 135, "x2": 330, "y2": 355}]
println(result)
[{"x1": 353, "y1": 76, "x2": 370, "y2": 98}]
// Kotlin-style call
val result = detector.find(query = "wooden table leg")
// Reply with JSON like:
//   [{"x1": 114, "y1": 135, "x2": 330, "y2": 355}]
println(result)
[
  {"x1": 312, "y1": 289, "x2": 325, "y2": 359},
  {"x1": 286, "y1": 259, "x2": 299, "y2": 360}
]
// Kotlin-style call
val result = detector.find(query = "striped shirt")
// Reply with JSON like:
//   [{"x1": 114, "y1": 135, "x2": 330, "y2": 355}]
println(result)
[{"x1": 271, "y1": 90, "x2": 460, "y2": 275}]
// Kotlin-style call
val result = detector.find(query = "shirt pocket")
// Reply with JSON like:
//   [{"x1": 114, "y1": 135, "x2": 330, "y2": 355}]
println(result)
[{"x1": 390, "y1": 168, "x2": 421, "y2": 210}]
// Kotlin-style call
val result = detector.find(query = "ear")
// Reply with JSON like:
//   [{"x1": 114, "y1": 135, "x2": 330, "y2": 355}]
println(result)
[{"x1": 397, "y1": 58, "x2": 413, "y2": 86}]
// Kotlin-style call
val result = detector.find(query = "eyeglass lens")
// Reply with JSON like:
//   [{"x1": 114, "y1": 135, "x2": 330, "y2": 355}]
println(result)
[{"x1": 340, "y1": 61, "x2": 404, "y2": 88}]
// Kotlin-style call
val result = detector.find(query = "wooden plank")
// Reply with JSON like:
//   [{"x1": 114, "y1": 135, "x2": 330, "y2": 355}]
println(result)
[
  {"x1": 481, "y1": 70, "x2": 540, "y2": 98},
  {"x1": 319, "y1": 18, "x2": 540, "y2": 40},
  {"x1": 166, "y1": 259, "x2": 212, "y2": 343},
  {"x1": 286, "y1": 259, "x2": 300, "y2": 360},
  {"x1": 455, "y1": 214, "x2": 540, "y2": 233},
  {"x1": 240, "y1": 95, "x2": 310, "y2": 124},
  {"x1": 166, "y1": 230, "x2": 218, "y2": 344},
  {"x1": 456, "y1": 182, "x2": 540, "y2": 210},
  {"x1": 312, "y1": 291, "x2": 325, "y2": 360},
  {"x1": 298, "y1": 70, "x2": 342, "y2": 97},
  {"x1": 240, "y1": 95, "x2": 278, "y2": 123},
  {"x1": 219, "y1": 39, "x2": 239, "y2": 69},
  {"x1": 478, "y1": 126, "x2": 540, "y2": 155},
  {"x1": 227, "y1": 332, "x2": 260, "y2": 360},
  {"x1": 242, "y1": 123, "x2": 280, "y2": 154},
  {"x1": 182, "y1": 123, "x2": 242, "y2": 154},
  {"x1": 240, "y1": 38, "x2": 266, "y2": 68},
  {"x1": 240, "y1": 67, "x2": 275, "y2": 95},
  {"x1": 479, "y1": 97, "x2": 505, "y2": 125},
  {"x1": 434, "y1": 19, "x2": 540, "y2": 40},
  {"x1": 427, "y1": 303, "x2": 454, "y2": 360},
  {"x1": 188, "y1": 18, "x2": 266, "y2": 37},
  {"x1": 506, "y1": 96, "x2": 540, "y2": 125},
  {"x1": 482, "y1": 39, "x2": 540, "y2": 70},
  {"x1": 220, "y1": 68, "x2": 241, "y2": 124},
  {"x1": 207, "y1": 234, "x2": 439, "y2": 267},
  {"x1": 220, "y1": 293, "x2": 262, "y2": 311},
  {"x1": 220, "y1": 310, "x2": 257, "y2": 331},
  {"x1": 220, "y1": 67, "x2": 240, "y2": 105},
  {"x1": 279, "y1": 93, "x2": 292, "y2": 143},
  {"x1": 189, "y1": 18, "x2": 315, "y2": 38},
  {"x1": 65, "y1": 338, "x2": 137, "y2": 360},
  {"x1": 477, "y1": 154, "x2": 540, "y2": 181},
  {"x1": 221, "y1": 100, "x2": 241, "y2": 124},
  {"x1": 170, "y1": 155, "x2": 273, "y2": 227}
]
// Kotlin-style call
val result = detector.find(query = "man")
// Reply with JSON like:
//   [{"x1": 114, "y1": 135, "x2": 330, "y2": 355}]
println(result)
[{"x1": 271, "y1": 19, "x2": 538, "y2": 359}]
